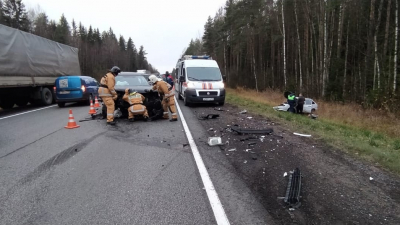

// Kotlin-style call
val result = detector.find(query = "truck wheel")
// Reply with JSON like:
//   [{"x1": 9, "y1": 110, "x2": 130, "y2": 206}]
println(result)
[
  {"x1": 15, "y1": 98, "x2": 29, "y2": 107},
  {"x1": 40, "y1": 88, "x2": 53, "y2": 106},
  {"x1": 0, "y1": 99, "x2": 15, "y2": 109}
]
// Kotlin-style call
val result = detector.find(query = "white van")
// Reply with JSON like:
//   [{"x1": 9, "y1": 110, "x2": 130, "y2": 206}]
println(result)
[{"x1": 175, "y1": 55, "x2": 225, "y2": 106}]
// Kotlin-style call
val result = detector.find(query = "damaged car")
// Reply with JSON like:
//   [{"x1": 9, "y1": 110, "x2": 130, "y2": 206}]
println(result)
[
  {"x1": 273, "y1": 98, "x2": 318, "y2": 114},
  {"x1": 101, "y1": 72, "x2": 164, "y2": 119}
]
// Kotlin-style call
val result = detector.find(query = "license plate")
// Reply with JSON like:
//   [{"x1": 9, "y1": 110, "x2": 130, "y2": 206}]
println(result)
[
  {"x1": 203, "y1": 98, "x2": 214, "y2": 101},
  {"x1": 59, "y1": 91, "x2": 70, "y2": 94}
]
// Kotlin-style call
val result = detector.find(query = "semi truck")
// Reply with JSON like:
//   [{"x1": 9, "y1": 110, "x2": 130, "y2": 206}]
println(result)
[{"x1": 0, "y1": 24, "x2": 81, "y2": 109}]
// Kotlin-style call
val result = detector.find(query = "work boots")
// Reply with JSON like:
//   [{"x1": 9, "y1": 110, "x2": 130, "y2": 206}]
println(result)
[
  {"x1": 170, "y1": 118, "x2": 178, "y2": 122},
  {"x1": 128, "y1": 118, "x2": 135, "y2": 122},
  {"x1": 107, "y1": 121, "x2": 116, "y2": 126}
]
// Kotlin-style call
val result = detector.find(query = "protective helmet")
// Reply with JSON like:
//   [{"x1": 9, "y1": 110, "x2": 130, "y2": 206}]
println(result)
[
  {"x1": 165, "y1": 71, "x2": 170, "y2": 75},
  {"x1": 149, "y1": 75, "x2": 161, "y2": 84},
  {"x1": 110, "y1": 66, "x2": 121, "y2": 75}
]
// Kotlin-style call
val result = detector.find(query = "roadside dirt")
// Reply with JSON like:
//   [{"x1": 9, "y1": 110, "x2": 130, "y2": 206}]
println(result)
[{"x1": 190, "y1": 104, "x2": 400, "y2": 225}]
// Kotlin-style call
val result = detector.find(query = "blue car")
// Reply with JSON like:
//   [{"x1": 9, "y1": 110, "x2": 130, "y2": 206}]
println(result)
[{"x1": 54, "y1": 76, "x2": 99, "y2": 108}]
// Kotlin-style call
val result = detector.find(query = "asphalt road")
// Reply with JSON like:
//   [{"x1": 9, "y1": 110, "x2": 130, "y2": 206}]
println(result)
[{"x1": 0, "y1": 100, "x2": 274, "y2": 224}]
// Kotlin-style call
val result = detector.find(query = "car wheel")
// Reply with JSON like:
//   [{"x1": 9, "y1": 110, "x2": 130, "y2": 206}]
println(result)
[
  {"x1": 219, "y1": 101, "x2": 225, "y2": 106},
  {"x1": 311, "y1": 109, "x2": 316, "y2": 114},
  {"x1": 40, "y1": 88, "x2": 53, "y2": 106},
  {"x1": 15, "y1": 98, "x2": 29, "y2": 107},
  {"x1": 57, "y1": 102, "x2": 66, "y2": 108},
  {"x1": 184, "y1": 92, "x2": 190, "y2": 106}
]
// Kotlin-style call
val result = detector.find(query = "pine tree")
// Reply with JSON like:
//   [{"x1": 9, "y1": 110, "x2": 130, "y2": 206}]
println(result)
[
  {"x1": 87, "y1": 25, "x2": 94, "y2": 45},
  {"x1": 138, "y1": 45, "x2": 147, "y2": 69},
  {"x1": 0, "y1": 0, "x2": 4, "y2": 25},
  {"x1": 2, "y1": 0, "x2": 29, "y2": 31},
  {"x1": 54, "y1": 14, "x2": 70, "y2": 44},
  {"x1": 119, "y1": 35, "x2": 126, "y2": 51},
  {"x1": 33, "y1": 12, "x2": 48, "y2": 38}
]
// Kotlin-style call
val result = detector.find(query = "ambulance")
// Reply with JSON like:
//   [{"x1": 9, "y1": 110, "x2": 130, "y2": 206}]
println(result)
[{"x1": 175, "y1": 55, "x2": 225, "y2": 106}]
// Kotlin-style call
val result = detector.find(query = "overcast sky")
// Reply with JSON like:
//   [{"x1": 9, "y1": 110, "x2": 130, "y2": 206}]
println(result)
[{"x1": 23, "y1": 0, "x2": 226, "y2": 73}]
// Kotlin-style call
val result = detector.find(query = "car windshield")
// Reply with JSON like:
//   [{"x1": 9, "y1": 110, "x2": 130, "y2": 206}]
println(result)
[
  {"x1": 115, "y1": 75, "x2": 148, "y2": 86},
  {"x1": 186, "y1": 67, "x2": 222, "y2": 81}
]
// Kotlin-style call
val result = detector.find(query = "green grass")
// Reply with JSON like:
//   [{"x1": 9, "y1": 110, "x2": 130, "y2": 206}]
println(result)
[{"x1": 226, "y1": 92, "x2": 400, "y2": 174}]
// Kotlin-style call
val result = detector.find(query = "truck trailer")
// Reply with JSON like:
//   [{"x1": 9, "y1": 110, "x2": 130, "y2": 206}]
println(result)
[{"x1": 0, "y1": 24, "x2": 81, "y2": 109}]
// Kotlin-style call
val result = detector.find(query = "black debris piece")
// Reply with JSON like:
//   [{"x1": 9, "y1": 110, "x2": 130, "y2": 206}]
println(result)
[
  {"x1": 284, "y1": 168, "x2": 302, "y2": 208},
  {"x1": 199, "y1": 114, "x2": 220, "y2": 120},
  {"x1": 240, "y1": 136, "x2": 258, "y2": 141},
  {"x1": 231, "y1": 127, "x2": 274, "y2": 135},
  {"x1": 252, "y1": 156, "x2": 258, "y2": 160},
  {"x1": 183, "y1": 143, "x2": 189, "y2": 147}
]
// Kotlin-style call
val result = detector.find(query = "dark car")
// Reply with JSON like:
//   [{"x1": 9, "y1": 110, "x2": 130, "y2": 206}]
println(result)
[
  {"x1": 55, "y1": 76, "x2": 99, "y2": 107},
  {"x1": 101, "y1": 72, "x2": 163, "y2": 119}
]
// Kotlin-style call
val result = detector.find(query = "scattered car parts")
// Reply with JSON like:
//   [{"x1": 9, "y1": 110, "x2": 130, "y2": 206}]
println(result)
[
  {"x1": 284, "y1": 168, "x2": 302, "y2": 208},
  {"x1": 231, "y1": 127, "x2": 274, "y2": 135}
]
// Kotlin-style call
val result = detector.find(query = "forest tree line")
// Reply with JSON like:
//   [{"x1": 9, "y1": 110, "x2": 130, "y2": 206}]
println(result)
[
  {"x1": 0, "y1": 0, "x2": 157, "y2": 81},
  {"x1": 184, "y1": 0, "x2": 399, "y2": 110}
]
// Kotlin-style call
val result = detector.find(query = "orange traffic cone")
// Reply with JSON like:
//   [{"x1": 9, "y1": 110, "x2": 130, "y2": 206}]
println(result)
[
  {"x1": 88, "y1": 99, "x2": 96, "y2": 115},
  {"x1": 65, "y1": 109, "x2": 80, "y2": 129},
  {"x1": 94, "y1": 96, "x2": 100, "y2": 108}
]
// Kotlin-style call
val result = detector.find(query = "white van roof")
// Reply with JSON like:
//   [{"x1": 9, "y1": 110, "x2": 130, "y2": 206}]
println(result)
[{"x1": 184, "y1": 59, "x2": 219, "y2": 68}]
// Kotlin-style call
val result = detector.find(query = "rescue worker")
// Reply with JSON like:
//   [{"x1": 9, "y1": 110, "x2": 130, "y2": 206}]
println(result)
[
  {"x1": 122, "y1": 88, "x2": 149, "y2": 122},
  {"x1": 296, "y1": 93, "x2": 305, "y2": 114},
  {"x1": 98, "y1": 66, "x2": 121, "y2": 125},
  {"x1": 148, "y1": 74, "x2": 178, "y2": 122},
  {"x1": 287, "y1": 92, "x2": 296, "y2": 113}
]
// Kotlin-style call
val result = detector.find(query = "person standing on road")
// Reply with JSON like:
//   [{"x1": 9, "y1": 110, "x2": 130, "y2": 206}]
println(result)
[
  {"x1": 123, "y1": 88, "x2": 149, "y2": 122},
  {"x1": 287, "y1": 92, "x2": 296, "y2": 113},
  {"x1": 296, "y1": 93, "x2": 305, "y2": 114},
  {"x1": 148, "y1": 75, "x2": 178, "y2": 122},
  {"x1": 98, "y1": 66, "x2": 121, "y2": 125},
  {"x1": 165, "y1": 71, "x2": 174, "y2": 88}
]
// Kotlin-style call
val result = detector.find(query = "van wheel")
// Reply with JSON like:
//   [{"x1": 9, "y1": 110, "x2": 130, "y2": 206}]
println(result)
[
  {"x1": 40, "y1": 88, "x2": 53, "y2": 105},
  {"x1": 58, "y1": 102, "x2": 66, "y2": 108},
  {"x1": 184, "y1": 93, "x2": 190, "y2": 106}
]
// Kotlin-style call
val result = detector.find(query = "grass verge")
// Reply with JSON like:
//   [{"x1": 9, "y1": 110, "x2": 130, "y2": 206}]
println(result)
[{"x1": 226, "y1": 88, "x2": 400, "y2": 174}]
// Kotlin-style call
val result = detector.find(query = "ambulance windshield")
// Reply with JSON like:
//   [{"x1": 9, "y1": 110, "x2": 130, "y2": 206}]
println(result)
[{"x1": 186, "y1": 67, "x2": 222, "y2": 81}]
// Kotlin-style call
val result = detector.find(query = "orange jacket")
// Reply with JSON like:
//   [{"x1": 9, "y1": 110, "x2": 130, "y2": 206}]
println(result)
[
  {"x1": 152, "y1": 80, "x2": 173, "y2": 98},
  {"x1": 98, "y1": 72, "x2": 117, "y2": 98},
  {"x1": 123, "y1": 89, "x2": 145, "y2": 105}
]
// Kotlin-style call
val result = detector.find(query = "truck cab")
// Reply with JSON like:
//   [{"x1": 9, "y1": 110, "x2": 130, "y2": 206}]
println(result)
[{"x1": 175, "y1": 55, "x2": 225, "y2": 106}]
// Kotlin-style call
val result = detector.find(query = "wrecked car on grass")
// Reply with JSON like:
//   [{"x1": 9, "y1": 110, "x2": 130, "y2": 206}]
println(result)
[
  {"x1": 101, "y1": 72, "x2": 163, "y2": 119},
  {"x1": 273, "y1": 98, "x2": 318, "y2": 114}
]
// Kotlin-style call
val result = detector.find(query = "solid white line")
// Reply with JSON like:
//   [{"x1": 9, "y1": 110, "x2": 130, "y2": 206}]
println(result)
[
  {"x1": 175, "y1": 97, "x2": 230, "y2": 225},
  {"x1": 0, "y1": 105, "x2": 57, "y2": 120}
]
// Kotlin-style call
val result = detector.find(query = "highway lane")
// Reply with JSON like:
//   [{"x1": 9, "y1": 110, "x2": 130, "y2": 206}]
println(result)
[{"x1": 0, "y1": 100, "x2": 274, "y2": 224}]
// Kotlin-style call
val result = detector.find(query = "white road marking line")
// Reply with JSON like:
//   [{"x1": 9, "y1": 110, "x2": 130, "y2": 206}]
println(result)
[
  {"x1": 175, "y1": 97, "x2": 230, "y2": 225},
  {"x1": 0, "y1": 105, "x2": 57, "y2": 120}
]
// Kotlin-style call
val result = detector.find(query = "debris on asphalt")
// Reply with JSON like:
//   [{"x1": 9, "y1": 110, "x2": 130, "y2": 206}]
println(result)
[
  {"x1": 199, "y1": 114, "x2": 220, "y2": 120},
  {"x1": 228, "y1": 148, "x2": 237, "y2": 152},
  {"x1": 208, "y1": 128, "x2": 214, "y2": 131},
  {"x1": 284, "y1": 168, "x2": 302, "y2": 208},
  {"x1": 208, "y1": 137, "x2": 223, "y2": 146},
  {"x1": 231, "y1": 127, "x2": 274, "y2": 135},
  {"x1": 214, "y1": 107, "x2": 224, "y2": 111},
  {"x1": 247, "y1": 117, "x2": 253, "y2": 119},
  {"x1": 243, "y1": 160, "x2": 247, "y2": 164},
  {"x1": 239, "y1": 109, "x2": 247, "y2": 114},
  {"x1": 289, "y1": 208, "x2": 295, "y2": 211},
  {"x1": 245, "y1": 149, "x2": 252, "y2": 152},
  {"x1": 252, "y1": 156, "x2": 258, "y2": 160},
  {"x1": 284, "y1": 172, "x2": 288, "y2": 177},
  {"x1": 183, "y1": 143, "x2": 189, "y2": 147},
  {"x1": 248, "y1": 142, "x2": 257, "y2": 146},
  {"x1": 240, "y1": 136, "x2": 258, "y2": 141},
  {"x1": 370, "y1": 177, "x2": 374, "y2": 181},
  {"x1": 293, "y1": 132, "x2": 312, "y2": 137},
  {"x1": 309, "y1": 114, "x2": 318, "y2": 119}
]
